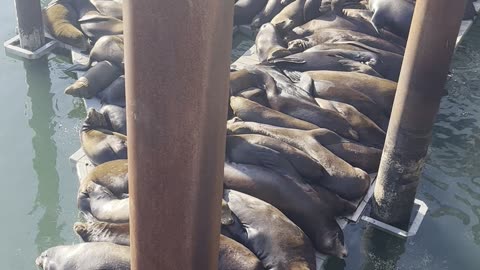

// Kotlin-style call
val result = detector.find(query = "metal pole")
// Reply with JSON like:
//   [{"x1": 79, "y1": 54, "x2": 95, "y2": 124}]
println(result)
[
  {"x1": 14, "y1": 0, "x2": 45, "y2": 51},
  {"x1": 124, "y1": 0, "x2": 233, "y2": 269},
  {"x1": 373, "y1": 0, "x2": 467, "y2": 226}
]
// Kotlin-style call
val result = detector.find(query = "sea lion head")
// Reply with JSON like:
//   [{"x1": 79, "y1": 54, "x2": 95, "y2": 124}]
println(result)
[
  {"x1": 317, "y1": 222, "x2": 348, "y2": 259},
  {"x1": 221, "y1": 199, "x2": 234, "y2": 225},
  {"x1": 84, "y1": 108, "x2": 109, "y2": 129}
]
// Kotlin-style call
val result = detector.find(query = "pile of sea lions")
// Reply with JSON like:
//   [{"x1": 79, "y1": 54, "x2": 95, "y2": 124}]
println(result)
[{"x1": 36, "y1": 0, "x2": 476, "y2": 269}]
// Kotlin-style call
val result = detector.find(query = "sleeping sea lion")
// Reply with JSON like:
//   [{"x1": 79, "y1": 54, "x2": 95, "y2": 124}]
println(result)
[
  {"x1": 36, "y1": 242, "x2": 130, "y2": 270},
  {"x1": 67, "y1": 35, "x2": 124, "y2": 71},
  {"x1": 99, "y1": 104, "x2": 126, "y2": 135},
  {"x1": 97, "y1": 75, "x2": 126, "y2": 107},
  {"x1": 222, "y1": 190, "x2": 317, "y2": 269},
  {"x1": 233, "y1": 0, "x2": 268, "y2": 26},
  {"x1": 255, "y1": 23, "x2": 290, "y2": 62},
  {"x1": 227, "y1": 119, "x2": 382, "y2": 173},
  {"x1": 250, "y1": 0, "x2": 286, "y2": 30},
  {"x1": 81, "y1": 108, "x2": 127, "y2": 166},
  {"x1": 43, "y1": 0, "x2": 88, "y2": 50},
  {"x1": 64, "y1": 61, "x2": 122, "y2": 98},
  {"x1": 224, "y1": 162, "x2": 352, "y2": 257},
  {"x1": 230, "y1": 96, "x2": 320, "y2": 130},
  {"x1": 91, "y1": 0, "x2": 123, "y2": 19},
  {"x1": 368, "y1": 0, "x2": 415, "y2": 39}
]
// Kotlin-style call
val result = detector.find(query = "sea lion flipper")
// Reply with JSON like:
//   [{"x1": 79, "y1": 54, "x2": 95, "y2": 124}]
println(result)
[
  {"x1": 268, "y1": 57, "x2": 306, "y2": 64},
  {"x1": 66, "y1": 63, "x2": 90, "y2": 72},
  {"x1": 282, "y1": 69, "x2": 303, "y2": 82}
]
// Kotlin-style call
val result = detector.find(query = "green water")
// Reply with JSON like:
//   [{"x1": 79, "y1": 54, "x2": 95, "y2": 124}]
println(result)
[
  {"x1": 0, "y1": 1, "x2": 85, "y2": 269},
  {"x1": 2, "y1": 1, "x2": 480, "y2": 269}
]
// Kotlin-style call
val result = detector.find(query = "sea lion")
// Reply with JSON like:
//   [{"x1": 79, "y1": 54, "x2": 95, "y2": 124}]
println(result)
[
  {"x1": 91, "y1": 0, "x2": 123, "y2": 19},
  {"x1": 233, "y1": 0, "x2": 268, "y2": 26},
  {"x1": 230, "y1": 96, "x2": 320, "y2": 130},
  {"x1": 271, "y1": 0, "x2": 322, "y2": 33},
  {"x1": 77, "y1": 159, "x2": 129, "y2": 222},
  {"x1": 222, "y1": 190, "x2": 317, "y2": 269},
  {"x1": 224, "y1": 162, "x2": 352, "y2": 257},
  {"x1": 305, "y1": 70, "x2": 397, "y2": 115},
  {"x1": 219, "y1": 235, "x2": 265, "y2": 270},
  {"x1": 74, "y1": 221, "x2": 130, "y2": 246},
  {"x1": 65, "y1": 61, "x2": 122, "y2": 98},
  {"x1": 81, "y1": 108, "x2": 127, "y2": 166},
  {"x1": 43, "y1": 0, "x2": 88, "y2": 50},
  {"x1": 287, "y1": 28, "x2": 405, "y2": 55},
  {"x1": 314, "y1": 98, "x2": 386, "y2": 148},
  {"x1": 227, "y1": 119, "x2": 382, "y2": 173},
  {"x1": 72, "y1": 0, "x2": 123, "y2": 41},
  {"x1": 269, "y1": 47, "x2": 383, "y2": 78},
  {"x1": 36, "y1": 242, "x2": 130, "y2": 270},
  {"x1": 368, "y1": 0, "x2": 415, "y2": 39},
  {"x1": 67, "y1": 35, "x2": 124, "y2": 71},
  {"x1": 99, "y1": 104, "x2": 127, "y2": 135},
  {"x1": 255, "y1": 23, "x2": 290, "y2": 62},
  {"x1": 250, "y1": 65, "x2": 360, "y2": 140},
  {"x1": 226, "y1": 134, "x2": 327, "y2": 181},
  {"x1": 250, "y1": 0, "x2": 286, "y2": 30},
  {"x1": 73, "y1": 221, "x2": 263, "y2": 270},
  {"x1": 295, "y1": 72, "x2": 389, "y2": 131},
  {"x1": 97, "y1": 75, "x2": 126, "y2": 107}
]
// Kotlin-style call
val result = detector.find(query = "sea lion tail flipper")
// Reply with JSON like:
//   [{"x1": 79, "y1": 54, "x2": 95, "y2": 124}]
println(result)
[
  {"x1": 282, "y1": 69, "x2": 303, "y2": 82},
  {"x1": 65, "y1": 63, "x2": 90, "y2": 72}
]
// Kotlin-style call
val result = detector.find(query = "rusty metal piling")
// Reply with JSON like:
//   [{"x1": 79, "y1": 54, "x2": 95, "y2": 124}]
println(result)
[
  {"x1": 373, "y1": 0, "x2": 468, "y2": 226},
  {"x1": 124, "y1": 0, "x2": 233, "y2": 269}
]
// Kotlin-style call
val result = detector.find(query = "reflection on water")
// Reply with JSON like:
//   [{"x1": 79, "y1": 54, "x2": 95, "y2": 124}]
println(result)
[
  {"x1": 23, "y1": 57, "x2": 64, "y2": 254},
  {"x1": 325, "y1": 18, "x2": 480, "y2": 270}
]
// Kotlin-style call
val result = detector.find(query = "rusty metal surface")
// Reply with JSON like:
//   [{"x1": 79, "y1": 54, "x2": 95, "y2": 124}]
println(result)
[
  {"x1": 124, "y1": 0, "x2": 233, "y2": 269},
  {"x1": 14, "y1": 0, "x2": 45, "y2": 51},
  {"x1": 373, "y1": 0, "x2": 468, "y2": 225}
]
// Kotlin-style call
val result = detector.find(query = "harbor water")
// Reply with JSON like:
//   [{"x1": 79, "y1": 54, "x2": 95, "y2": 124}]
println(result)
[{"x1": 1, "y1": 0, "x2": 480, "y2": 269}]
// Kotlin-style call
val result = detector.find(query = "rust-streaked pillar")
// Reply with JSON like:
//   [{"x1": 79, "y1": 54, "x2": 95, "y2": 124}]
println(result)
[
  {"x1": 373, "y1": 0, "x2": 467, "y2": 225},
  {"x1": 124, "y1": 0, "x2": 233, "y2": 269},
  {"x1": 14, "y1": 0, "x2": 45, "y2": 51}
]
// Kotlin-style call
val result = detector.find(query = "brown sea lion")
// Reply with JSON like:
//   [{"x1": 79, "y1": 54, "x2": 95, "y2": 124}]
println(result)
[
  {"x1": 305, "y1": 70, "x2": 397, "y2": 115},
  {"x1": 233, "y1": 0, "x2": 268, "y2": 26},
  {"x1": 222, "y1": 190, "x2": 317, "y2": 269},
  {"x1": 99, "y1": 104, "x2": 126, "y2": 135},
  {"x1": 271, "y1": 0, "x2": 322, "y2": 33},
  {"x1": 81, "y1": 108, "x2": 127, "y2": 166},
  {"x1": 314, "y1": 98, "x2": 386, "y2": 148},
  {"x1": 255, "y1": 23, "x2": 290, "y2": 62},
  {"x1": 219, "y1": 235, "x2": 265, "y2": 270},
  {"x1": 250, "y1": 65, "x2": 360, "y2": 140},
  {"x1": 97, "y1": 75, "x2": 126, "y2": 107},
  {"x1": 295, "y1": 72, "x2": 390, "y2": 130},
  {"x1": 67, "y1": 35, "x2": 124, "y2": 71},
  {"x1": 64, "y1": 61, "x2": 122, "y2": 98},
  {"x1": 227, "y1": 119, "x2": 381, "y2": 173},
  {"x1": 72, "y1": 0, "x2": 123, "y2": 41},
  {"x1": 36, "y1": 242, "x2": 130, "y2": 270},
  {"x1": 77, "y1": 159, "x2": 129, "y2": 223},
  {"x1": 224, "y1": 162, "x2": 352, "y2": 257},
  {"x1": 91, "y1": 0, "x2": 123, "y2": 19},
  {"x1": 250, "y1": 0, "x2": 286, "y2": 30},
  {"x1": 230, "y1": 96, "x2": 320, "y2": 130},
  {"x1": 226, "y1": 134, "x2": 327, "y2": 181},
  {"x1": 368, "y1": 0, "x2": 414, "y2": 39},
  {"x1": 235, "y1": 87, "x2": 270, "y2": 107},
  {"x1": 225, "y1": 133, "x2": 370, "y2": 199},
  {"x1": 43, "y1": 0, "x2": 88, "y2": 50}
]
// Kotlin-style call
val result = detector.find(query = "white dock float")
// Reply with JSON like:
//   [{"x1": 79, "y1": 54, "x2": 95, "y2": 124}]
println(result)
[{"x1": 67, "y1": 4, "x2": 480, "y2": 269}]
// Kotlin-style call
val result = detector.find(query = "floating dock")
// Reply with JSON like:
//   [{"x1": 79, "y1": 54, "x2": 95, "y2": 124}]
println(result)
[{"x1": 64, "y1": 3, "x2": 480, "y2": 269}]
